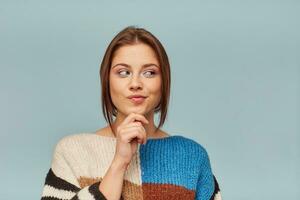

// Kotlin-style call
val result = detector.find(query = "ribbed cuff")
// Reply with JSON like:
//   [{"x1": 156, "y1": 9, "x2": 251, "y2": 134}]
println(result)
[{"x1": 89, "y1": 181, "x2": 108, "y2": 200}]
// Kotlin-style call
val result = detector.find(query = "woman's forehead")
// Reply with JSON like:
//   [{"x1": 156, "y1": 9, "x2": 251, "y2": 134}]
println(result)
[{"x1": 112, "y1": 44, "x2": 159, "y2": 64}]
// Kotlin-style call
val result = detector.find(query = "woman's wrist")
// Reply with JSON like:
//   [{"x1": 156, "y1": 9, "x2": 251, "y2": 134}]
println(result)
[{"x1": 111, "y1": 157, "x2": 129, "y2": 172}]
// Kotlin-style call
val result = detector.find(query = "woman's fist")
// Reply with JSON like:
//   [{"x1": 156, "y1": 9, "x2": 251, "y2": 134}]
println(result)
[{"x1": 113, "y1": 113, "x2": 149, "y2": 167}]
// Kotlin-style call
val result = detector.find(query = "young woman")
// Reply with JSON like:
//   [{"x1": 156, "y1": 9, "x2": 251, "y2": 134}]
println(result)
[{"x1": 41, "y1": 26, "x2": 222, "y2": 200}]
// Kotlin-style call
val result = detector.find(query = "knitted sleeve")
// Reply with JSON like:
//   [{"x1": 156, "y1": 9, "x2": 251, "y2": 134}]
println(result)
[
  {"x1": 195, "y1": 148, "x2": 222, "y2": 200},
  {"x1": 40, "y1": 141, "x2": 107, "y2": 200},
  {"x1": 210, "y1": 175, "x2": 222, "y2": 200}
]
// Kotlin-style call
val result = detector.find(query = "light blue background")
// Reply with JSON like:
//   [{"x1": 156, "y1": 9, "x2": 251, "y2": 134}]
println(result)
[{"x1": 1, "y1": 1, "x2": 299, "y2": 199}]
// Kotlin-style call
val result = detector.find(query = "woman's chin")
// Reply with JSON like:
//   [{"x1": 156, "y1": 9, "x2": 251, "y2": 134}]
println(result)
[{"x1": 126, "y1": 107, "x2": 147, "y2": 115}]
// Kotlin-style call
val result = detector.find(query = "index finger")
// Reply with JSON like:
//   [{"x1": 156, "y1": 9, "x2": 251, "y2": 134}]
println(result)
[{"x1": 121, "y1": 113, "x2": 149, "y2": 126}]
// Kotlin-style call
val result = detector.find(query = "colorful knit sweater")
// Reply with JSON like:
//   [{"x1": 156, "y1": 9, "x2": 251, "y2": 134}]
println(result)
[{"x1": 41, "y1": 133, "x2": 222, "y2": 200}]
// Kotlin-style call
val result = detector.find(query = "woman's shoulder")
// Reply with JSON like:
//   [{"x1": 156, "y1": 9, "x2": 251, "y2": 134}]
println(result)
[
  {"x1": 172, "y1": 134, "x2": 208, "y2": 148},
  {"x1": 56, "y1": 132, "x2": 93, "y2": 144},
  {"x1": 169, "y1": 134, "x2": 211, "y2": 157},
  {"x1": 53, "y1": 132, "x2": 112, "y2": 153},
  {"x1": 151, "y1": 134, "x2": 213, "y2": 168}
]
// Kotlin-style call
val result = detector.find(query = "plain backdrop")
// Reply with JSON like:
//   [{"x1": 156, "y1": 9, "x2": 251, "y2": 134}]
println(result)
[{"x1": 1, "y1": 1, "x2": 299, "y2": 199}]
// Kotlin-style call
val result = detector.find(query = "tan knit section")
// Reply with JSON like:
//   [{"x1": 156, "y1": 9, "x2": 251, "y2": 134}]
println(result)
[
  {"x1": 77, "y1": 177, "x2": 143, "y2": 200},
  {"x1": 78, "y1": 176, "x2": 103, "y2": 188},
  {"x1": 122, "y1": 180, "x2": 143, "y2": 200},
  {"x1": 142, "y1": 183, "x2": 195, "y2": 200}
]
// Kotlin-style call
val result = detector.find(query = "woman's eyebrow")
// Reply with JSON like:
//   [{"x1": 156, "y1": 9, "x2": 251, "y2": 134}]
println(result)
[{"x1": 112, "y1": 63, "x2": 159, "y2": 69}]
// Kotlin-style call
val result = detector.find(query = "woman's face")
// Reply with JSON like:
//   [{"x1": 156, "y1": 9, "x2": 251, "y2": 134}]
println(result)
[{"x1": 109, "y1": 43, "x2": 162, "y2": 116}]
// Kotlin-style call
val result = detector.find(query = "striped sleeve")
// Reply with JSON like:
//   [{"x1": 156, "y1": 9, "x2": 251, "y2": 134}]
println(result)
[
  {"x1": 41, "y1": 168, "x2": 107, "y2": 200},
  {"x1": 40, "y1": 140, "x2": 107, "y2": 200},
  {"x1": 195, "y1": 147, "x2": 215, "y2": 200},
  {"x1": 210, "y1": 175, "x2": 222, "y2": 200},
  {"x1": 195, "y1": 146, "x2": 222, "y2": 200}
]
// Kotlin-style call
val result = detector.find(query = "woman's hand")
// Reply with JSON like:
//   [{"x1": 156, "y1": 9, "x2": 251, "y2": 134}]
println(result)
[{"x1": 113, "y1": 112, "x2": 149, "y2": 167}]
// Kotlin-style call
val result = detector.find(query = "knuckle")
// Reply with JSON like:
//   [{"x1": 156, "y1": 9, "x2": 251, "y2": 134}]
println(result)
[
  {"x1": 133, "y1": 122, "x2": 140, "y2": 126},
  {"x1": 120, "y1": 135, "x2": 126, "y2": 141},
  {"x1": 139, "y1": 126, "x2": 144, "y2": 132}
]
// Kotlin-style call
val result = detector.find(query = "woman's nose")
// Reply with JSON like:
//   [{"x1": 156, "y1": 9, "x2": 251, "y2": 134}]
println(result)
[{"x1": 129, "y1": 74, "x2": 143, "y2": 90}]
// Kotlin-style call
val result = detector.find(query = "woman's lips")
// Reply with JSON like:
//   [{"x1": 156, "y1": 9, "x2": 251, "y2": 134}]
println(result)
[{"x1": 130, "y1": 97, "x2": 146, "y2": 104}]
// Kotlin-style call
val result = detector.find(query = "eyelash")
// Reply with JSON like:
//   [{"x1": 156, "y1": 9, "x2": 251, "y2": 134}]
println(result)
[{"x1": 117, "y1": 70, "x2": 157, "y2": 78}]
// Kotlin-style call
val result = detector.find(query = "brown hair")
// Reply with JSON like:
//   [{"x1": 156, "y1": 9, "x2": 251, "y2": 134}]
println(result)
[{"x1": 99, "y1": 25, "x2": 171, "y2": 136}]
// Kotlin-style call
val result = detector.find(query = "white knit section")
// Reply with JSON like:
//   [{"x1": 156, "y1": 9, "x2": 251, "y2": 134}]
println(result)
[
  {"x1": 51, "y1": 139, "x2": 81, "y2": 188},
  {"x1": 53, "y1": 133, "x2": 142, "y2": 186},
  {"x1": 51, "y1": 145, "x2": 81, "y2": 188},
  {"x1": 126, "y1": 144, "x2": 143, "y2": 184},
  {"x1": 41, "y1": 184, "x2": 76, "y2": 199},
  {"x1": 77, "y1": 186, "x2": 96, "y2": 200},
  {"x1": 214, "y1": 191, "x2": 222, "y2": 200}
]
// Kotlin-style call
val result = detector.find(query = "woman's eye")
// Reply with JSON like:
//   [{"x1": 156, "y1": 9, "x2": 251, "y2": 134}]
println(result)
[
  {"x1": 117, "y1": 70, "x2": 156, "y2": 77},
  {"x1": 144, "y1": 71, "x2": 156, "y2": 77},
  {"x1": 118, "y1": 70, "x2": 129, "y2": 77}
]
